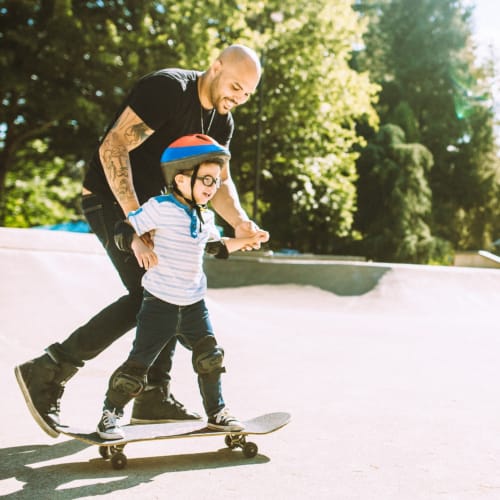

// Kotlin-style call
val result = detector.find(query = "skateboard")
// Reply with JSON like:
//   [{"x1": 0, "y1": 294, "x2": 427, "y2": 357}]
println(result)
[{"x1": 55, "y1": 411, "x2": 291, "y2": 469}]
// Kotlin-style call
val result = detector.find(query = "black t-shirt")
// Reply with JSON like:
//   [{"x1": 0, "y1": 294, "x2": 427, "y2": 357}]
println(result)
[{"x1": 83, "y1": 68, "x2": 234, "y2": 204}]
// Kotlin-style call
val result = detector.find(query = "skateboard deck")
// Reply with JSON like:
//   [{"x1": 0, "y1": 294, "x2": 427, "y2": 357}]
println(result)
[{"x1": 55, "y1": 411, "x2": 291, "y2": 469}]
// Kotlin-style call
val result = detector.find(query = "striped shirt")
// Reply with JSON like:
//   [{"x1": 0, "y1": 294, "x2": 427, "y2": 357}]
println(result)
[{"x1": 127, "y1": 194, "x2": 220, "y2": 306}]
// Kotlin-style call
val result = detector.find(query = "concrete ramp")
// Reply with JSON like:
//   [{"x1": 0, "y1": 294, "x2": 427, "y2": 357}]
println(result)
[{"x1": 1, "y1": 227, "x2": 500, "y2": 500}]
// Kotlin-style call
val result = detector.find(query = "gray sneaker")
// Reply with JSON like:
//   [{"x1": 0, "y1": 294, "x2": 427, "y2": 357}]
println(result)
[
  {"x1": 97, "y1": 408, "x2": 125, "y2": 440},
  {"x1": 207, "y1": 408, "x2": 244, "y2": 431}
]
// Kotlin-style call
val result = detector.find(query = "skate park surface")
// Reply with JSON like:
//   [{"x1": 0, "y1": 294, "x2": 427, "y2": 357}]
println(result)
[{"x1": 1, "y1": 226, "x2": 500, "y2": 500}]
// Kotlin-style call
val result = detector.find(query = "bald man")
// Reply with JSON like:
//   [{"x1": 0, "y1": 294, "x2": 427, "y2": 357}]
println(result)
[{"x1": 15, "y1": 45, "x2": 268, "y2": 438}]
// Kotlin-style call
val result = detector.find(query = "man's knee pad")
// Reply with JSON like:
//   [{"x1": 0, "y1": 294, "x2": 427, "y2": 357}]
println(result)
[{"x1": 192, "y1": 336, "x2": 226, "y2": 377}]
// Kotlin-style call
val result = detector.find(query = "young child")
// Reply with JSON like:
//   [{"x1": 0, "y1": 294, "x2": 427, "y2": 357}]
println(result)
[{"x1": 97, "y1": 134, "x2": 268, "y2": 439}]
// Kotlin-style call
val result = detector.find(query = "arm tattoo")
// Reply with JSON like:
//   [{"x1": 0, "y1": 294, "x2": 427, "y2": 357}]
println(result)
[
  {"x1": 99, "y1": 108, "x2": 153, "y2": 207},
  {"x1": 101, "y1": 132, "x2": 135, "y2": 198},
  {"x1": 125, "y1": 123, "x2": 150, "y2": 146}
]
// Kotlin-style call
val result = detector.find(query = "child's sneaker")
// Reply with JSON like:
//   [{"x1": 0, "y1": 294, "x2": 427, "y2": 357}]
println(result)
[
  {"x1": 97, "y1": 408, "x2": 124, "y2": 440},
  {"x1": 207, "y1": 407, "x2": 244, "y2": 431}
]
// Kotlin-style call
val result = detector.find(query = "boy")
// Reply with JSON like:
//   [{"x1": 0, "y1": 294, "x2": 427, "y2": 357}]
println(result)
[{"x1": 97, "y1": 134, "x2": 268, "y2": 439}]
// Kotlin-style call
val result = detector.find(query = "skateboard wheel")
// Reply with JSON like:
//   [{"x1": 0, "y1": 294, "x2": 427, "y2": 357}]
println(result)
[
  {"x1": 111, "y1": 452, "x2": 128, "y2": 470},
  {"x1": 99, "y1": 446, "x2": 110, "y2": 459},
  {"x1": 243, "y1": 442, "x2": 258, "y2": 458}
]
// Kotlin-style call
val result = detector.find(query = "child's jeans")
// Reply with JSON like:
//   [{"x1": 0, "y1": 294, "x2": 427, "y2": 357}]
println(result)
[{"x1": 129, "y1": 291, "x2": 225, "y2": 417}]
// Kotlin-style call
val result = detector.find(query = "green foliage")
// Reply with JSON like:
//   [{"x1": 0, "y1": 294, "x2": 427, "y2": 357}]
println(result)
[
  {"x1": 0, "y1": 0, "x2": 253, "y2": 224},
  {"x1": 356, "y1": 0, "x2": 500, "y2": 257},
  {"x1": 4, "y1": 140, "x2": 82, "y2": 227},
  {"x1": 1, "y1": 0, "x2": 378, "y2": 257},
  {"x1": 2, "y1": 0, "x2": 498, "y2": 264},
  {"x1": 229, "y1": 0, "x2": 379, "y2": 251},
  {"x1": 261, "y1": 152, "x2": 359, "y2": 253},
  {"x1": 355, "y1": 124, "x2": 453, "y2": 263}
]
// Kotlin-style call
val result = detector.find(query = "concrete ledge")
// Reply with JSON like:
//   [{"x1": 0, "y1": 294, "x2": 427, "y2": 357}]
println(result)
[
  {"x1": 204, "y1": 255, "x2": 390, "y2": 296},
  {"x1": 454, "y1": 250, "x2": 500, "y2": 268}
]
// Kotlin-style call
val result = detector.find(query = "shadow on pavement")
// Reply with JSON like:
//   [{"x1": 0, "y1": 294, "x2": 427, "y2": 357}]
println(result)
[{"x1": 0, "y1": 441, "x2": 269, "y2": 499}]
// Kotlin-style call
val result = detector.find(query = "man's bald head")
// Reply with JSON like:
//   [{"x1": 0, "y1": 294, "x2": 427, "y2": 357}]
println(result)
[
  {"x1": 200, "y1": 44, "x2": 262, "y2": 114},
  {"x1": 218, "y1": 44, "x2": 262, "y2": 79}
]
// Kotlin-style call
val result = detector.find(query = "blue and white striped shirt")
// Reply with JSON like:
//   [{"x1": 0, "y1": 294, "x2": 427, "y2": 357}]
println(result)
[{"x1": 127, "y1": 194, "x2": 220, "y2": 306}]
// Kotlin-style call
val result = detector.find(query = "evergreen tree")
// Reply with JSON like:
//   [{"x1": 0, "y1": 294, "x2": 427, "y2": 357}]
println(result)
[
  {"x1": 355, "y1": 0, "x2": 499, "y2": 258},
  {"x1": 355, "y1": 124, "x2": 452, "y2": 263}
]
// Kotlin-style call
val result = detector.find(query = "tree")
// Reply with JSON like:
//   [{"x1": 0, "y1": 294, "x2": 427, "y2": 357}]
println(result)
[
  {"x1": 355, "y1": 0, "x2": 500, "y2": 257},
  {"x1": 227, "y1": 0, "x2": 379, "y2": 252},
  {"x1": 2, "y1": 0, "x2": 379, "y2": 254},
  {"x1": 355, "y1": 124, "x2": 452, "y2": 263},
  {"x1": 0, "y1": 0, "x2": 251, "y2": 225}
]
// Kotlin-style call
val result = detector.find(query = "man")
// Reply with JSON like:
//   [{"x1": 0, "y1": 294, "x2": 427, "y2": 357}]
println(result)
[{"x1": 15, "y1": 44, "x2": 268, "y2": 438}]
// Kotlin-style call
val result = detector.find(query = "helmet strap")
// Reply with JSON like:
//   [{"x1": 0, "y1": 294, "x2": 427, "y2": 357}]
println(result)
[{"x1": 172, "y1": 165, "x2": 205, "y2": 233}]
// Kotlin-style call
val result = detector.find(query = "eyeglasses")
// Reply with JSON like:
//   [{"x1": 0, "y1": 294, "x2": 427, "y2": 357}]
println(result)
[
  {"x1": 181, "y1": 173, "x2": 221, "y2": 188},
  {"x1": 196, "y1": 175, "x2": 221, "y2": 188}
]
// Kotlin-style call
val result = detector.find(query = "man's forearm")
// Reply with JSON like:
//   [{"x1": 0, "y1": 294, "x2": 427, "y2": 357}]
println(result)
[
  {"x1": 211, "y1": 178, "x2": 249, "y2": 229},
  {"x1": 99, "y1": 106, "x2": 153, "y2": 215},
  {"x1": 99, "y1": 132, "x2": 140, "y2": 215}
]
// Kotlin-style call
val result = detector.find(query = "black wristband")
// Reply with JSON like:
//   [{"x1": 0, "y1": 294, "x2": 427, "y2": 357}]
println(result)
[
  {"x1": 205, "y1": 240, "x2": 229, "y2": 259},
  {"x1": 114, "y1": 220, "x2": 135, "y2": 252}
]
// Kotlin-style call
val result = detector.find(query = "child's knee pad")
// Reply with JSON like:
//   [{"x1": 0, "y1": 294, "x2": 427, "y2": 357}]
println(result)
[
  {"x1": 192, "y1": 336, "x2": 225, "y2": 379},
  {"x1": 107, "y1": 361, "x2": 147, "y2": 408}
]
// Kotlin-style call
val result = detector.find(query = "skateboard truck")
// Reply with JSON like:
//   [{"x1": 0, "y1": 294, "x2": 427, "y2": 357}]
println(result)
[
  {"x1": 98, "y1": 444, "x2": 128, "y2": 470},
  {"x1": 224, "y1": 433, "x2": 258, "y2": 458}
]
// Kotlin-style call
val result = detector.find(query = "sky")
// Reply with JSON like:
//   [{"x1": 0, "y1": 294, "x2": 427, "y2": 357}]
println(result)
[
  {"x1": 471, "y1": 0, "x2": 499, "y2": 51},
  {"x1": 470, "y1": 0, "x2": 500, "y2": 92},
  {"x1": 469, "y1": 0, "x2": 500, "y2": 135},
  {"x1": 471, "y1": 0, "x2": 500, "y2": 58}
]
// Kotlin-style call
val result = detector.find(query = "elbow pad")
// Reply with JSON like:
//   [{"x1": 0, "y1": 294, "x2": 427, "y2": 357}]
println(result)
[
  {"x1": 205, "y1": 240, "x2": 229, "y2": 259},
  {"x1": 114, "y1": 220, "x2": 135, "y2": 252}
]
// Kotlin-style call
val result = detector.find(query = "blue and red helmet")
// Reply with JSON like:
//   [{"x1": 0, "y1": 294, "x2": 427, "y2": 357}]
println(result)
[{"x1": 160, "y1": 134, "x2": 230, "y2": 190}]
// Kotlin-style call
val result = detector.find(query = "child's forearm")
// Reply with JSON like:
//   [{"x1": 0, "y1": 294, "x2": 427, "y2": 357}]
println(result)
[{"x1": 205, "y1": 235, "x2": 267, "y2": 259}]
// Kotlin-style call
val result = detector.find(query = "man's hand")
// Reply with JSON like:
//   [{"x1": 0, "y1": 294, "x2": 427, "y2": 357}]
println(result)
[{"x1": 234, "y1": 220, "x2": 270, "y2": 251}]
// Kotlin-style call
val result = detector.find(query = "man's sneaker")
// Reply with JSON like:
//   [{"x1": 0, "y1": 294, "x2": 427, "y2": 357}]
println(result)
[
  {"x1": 14, "y1": 354, "x2": 78, "y2": 438},
  {"x1": 130, "y1": 385, "x2": 202, "y2": 424},
  {"x1": 97, "y1": 408, "x2": 124, "y2": 440},
  {"x1": 207, "y1": 407, "x2": 244, "y2": 431}
]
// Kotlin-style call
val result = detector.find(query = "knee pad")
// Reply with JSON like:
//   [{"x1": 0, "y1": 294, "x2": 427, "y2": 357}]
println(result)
[
  {"x1": 192, "y1": 336, "x2": 226, "y2": 376},
  {"x1": 109, "y1": 362, "x2": 147, "y2": 400}
]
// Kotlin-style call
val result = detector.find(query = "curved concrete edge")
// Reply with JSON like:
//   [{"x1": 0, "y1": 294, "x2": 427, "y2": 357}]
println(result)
[{"x1": 204, "y1": 256, "x2": 391, "y2": 295}]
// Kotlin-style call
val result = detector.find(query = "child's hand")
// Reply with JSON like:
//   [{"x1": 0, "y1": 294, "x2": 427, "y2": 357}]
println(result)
[
  {"x1": 131, "y1": 235, "x2": 158, "y2": 270},
  {"x1": 246, "y1": 230, "x2": 269, "y2": 248},
  {"x1": 235, "y1": 221, "x2": 269, "y2": 250},
  {"x1": 140, "y1": 230, "x2": 155, "y2": 249}
]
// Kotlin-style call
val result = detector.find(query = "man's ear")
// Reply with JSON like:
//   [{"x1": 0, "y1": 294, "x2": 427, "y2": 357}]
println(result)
[{"x1": 212, "y1": 58, "x2": 223, "y2": 75}]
